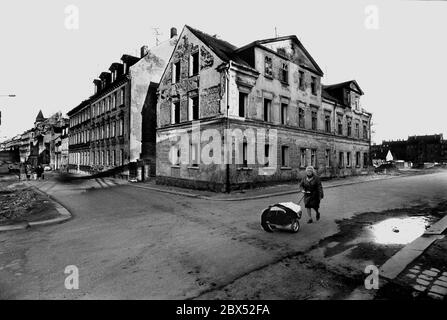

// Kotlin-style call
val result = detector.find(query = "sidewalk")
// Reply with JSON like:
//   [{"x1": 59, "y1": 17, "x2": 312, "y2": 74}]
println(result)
[{"x1": 131, "y1": 173, "x2": 401, "y2": 201}]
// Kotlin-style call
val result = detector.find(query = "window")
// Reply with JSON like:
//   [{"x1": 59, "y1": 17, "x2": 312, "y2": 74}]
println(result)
[
  {"x1": 190, "y1": 143, "x2": 199, "y2": 167},
  {"x1": 190, "y1": 96, "x2": 199, "y2": 120},
  {"x1": 356, "y1": 152, "x2": 361, "y2": 167},
  {"x1": 111, "y1": 94, "x2": 115, "y2": 110},
  {"x1": 190, "y1": 51, "x2": 199, "y2": 76},
  {"x1": 311, "y1": 111, "x2": 317, "y2": 130},
  {"x1": 311, "y1": 77, "x2": 317, "y2": 95},
  {"x1": 242, "y1": 141, "x2": 248, "y2": 167},
  {"x1": 280, "y1": 63, "x2": 288, "y2": 83},
  {"x1": 347, "y1": 117, "x2": 352, "y2": 136},
  {"x1": 172, "y1": 61, "x2": 181, "y2": 83},
  {"x1": 264, "y1": 144, "x2": 270, "y2": 167},
  {"x1": 106, "y1": 123, "x2": 110, "y2": 138},
  {"x1": 281, "y1": 146, "x2": 289, "y2": 167},
  {"x1": 300, "y1": 148, "x2": 307, "y2": 167},
  {"x1": 120, "y1": 149, "x2": 124, "y2": 165},
  {"x1": 111, "y1": 121, "x2": 116, "y2": 137},
  {"x1": 263, "y1": 99, "x2": 271, "y2": 122},
  {"x1": 355, "y1": 122, "x2": 360, "y2": 137},
  {"x1": 172, "y1": 101, "x2": 180, "y2": 124},
  {"x1": 345, "y1": 90, "x2": 351, "y2": 105},
  {"x1": 119, "y1": 118, "x2": 124, "y2": 136},
  {"x1": 264, "y1": 56, "x2": 273, "y2": 78},
  {"x1": 120, "y1": 88, "x2": 125, "y2": 106},
  {"x1": 112, "y1": 150, "x2": 116, "y2": 166},
  {"x1": 299, "y1": 71, "x2": 305, "y2": 90},
  {"x1": 311, "y1": 149, "x2": 317, "y2": 167},
  {"x1": 347, "y1": 152, "x2": 351, "y2": 167},
  {"x1": 363, "y1": 153, "x2": 368, "y2": 167},
  {"x1": 363, "y1": 121, "x2": 368, "y2": 139},
  {"x1": 337, "y1": 116, "x2": 343, "y2": 135},
  {"x1": 239, "y1": 92, "x2": 247, "y2": 118},
  {"x1": 325, "y1": 114, "x2": 331, "y2": 133},
  {"x1": 298, "y1": 108, "x2": 305, "y2": 128},
  {"x1": 339, "y1": 152, "x2": 344, "y2": 168},
  {"x1": 106, "y1": 150, "x2": 110, "y2": 166},
  {"x1": 281, "y1": 103, "x2": 288, "y2": 125},
  {"x1": 325, "y1": 149, "x2": 330, "y2": 167}
]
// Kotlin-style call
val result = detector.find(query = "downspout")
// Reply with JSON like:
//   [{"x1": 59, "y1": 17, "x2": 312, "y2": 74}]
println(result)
[{"x1": 225, "y1": 61, "x2": 232, "y2": 193}]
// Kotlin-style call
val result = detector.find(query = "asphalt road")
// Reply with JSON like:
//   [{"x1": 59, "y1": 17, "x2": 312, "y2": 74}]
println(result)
[{"x1": 1, "y1": 171, "x2": 447, "y2": 299}]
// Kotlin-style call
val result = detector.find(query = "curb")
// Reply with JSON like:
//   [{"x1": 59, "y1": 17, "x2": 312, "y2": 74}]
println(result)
[
  {"x1": 131, "y1": 175, "x2": 399, "y2": 201},
  {"x1": 0, "y1": 183, "x2": 72, "y2": 232},
  {"x1": 380, "y1": 215, "x2": 447, "y2": 281}
]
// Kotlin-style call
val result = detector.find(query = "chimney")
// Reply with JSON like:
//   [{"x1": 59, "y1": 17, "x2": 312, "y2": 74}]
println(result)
[
  {"x1": 140, "y1": 45, "x2": 149, "y2": 58},
  {"x1": 170, "y1": 27, "x2": 177, "y2": 39}
]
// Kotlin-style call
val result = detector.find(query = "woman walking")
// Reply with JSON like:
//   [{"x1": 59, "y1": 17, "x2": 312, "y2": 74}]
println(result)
[{"x1": 299, "y1": 166, "x2": 324, "y2": 223}]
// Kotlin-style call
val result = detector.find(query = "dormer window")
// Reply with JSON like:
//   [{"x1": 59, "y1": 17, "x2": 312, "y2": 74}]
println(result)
[{"x1": 264, "y1": 56, "x2": 273, "y2": 78}]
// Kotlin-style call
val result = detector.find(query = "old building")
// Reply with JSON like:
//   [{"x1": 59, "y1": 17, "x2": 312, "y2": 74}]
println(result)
[
  {"x1": 27, "y1": 111, "x2": 69, "y2": 168},
  {"x1": 67, "y1": 30, "x2": 178, "y2": 178},
  {"x1": 156, "y1": 25, "x2": 372, "y2": 192},
  {"x1": 372, "y1": 134, "x2": 447, "y2": 165}
]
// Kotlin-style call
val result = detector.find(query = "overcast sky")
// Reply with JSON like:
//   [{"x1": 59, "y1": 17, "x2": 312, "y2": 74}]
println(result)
[{"x1": 0, "y1": 0, "x2": 445, "y2": 144}]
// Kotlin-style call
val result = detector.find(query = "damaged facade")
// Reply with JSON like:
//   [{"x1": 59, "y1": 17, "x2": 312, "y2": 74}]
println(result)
[
  {"x1": 156, "y1": 25, "x2": 372, "y2": 192},
  {"x1": 67, "y1": 29, "x2": 178, "y2": 179}
]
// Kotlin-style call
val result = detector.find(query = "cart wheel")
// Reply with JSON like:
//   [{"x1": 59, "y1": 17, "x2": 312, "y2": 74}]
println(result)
[
  {"x1": 260, "y1": 209, "x2": 273, "y2": 232},
  {"x1": 291, "y1": 219, "x2": 300, "y2": 233}
]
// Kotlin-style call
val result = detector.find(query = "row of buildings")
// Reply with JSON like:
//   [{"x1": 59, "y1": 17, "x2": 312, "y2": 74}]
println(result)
[
  {"x1": 2, "y1": 25, "x2": 373, "y2": 191},
  {"x1": 371, "y1": 134, "x2": 447, "y2": 166},
  {"x1": 64, "y1": 25, "x2": 373, "y2": 191},
  {"x1": 0, "y1": 111, "x2": 69, "y2": 169}
]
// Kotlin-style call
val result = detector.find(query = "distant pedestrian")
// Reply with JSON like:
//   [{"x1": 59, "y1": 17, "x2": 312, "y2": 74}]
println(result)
[
  {"x1": 299, "y1": 166, "x2": 324, "y2": 224},
  {"x1": 36, "y1": 165, "x2": 44, "y2": 180},
  {"x1": 25, "y1": 164, "x2": 31, "y2": 180}
]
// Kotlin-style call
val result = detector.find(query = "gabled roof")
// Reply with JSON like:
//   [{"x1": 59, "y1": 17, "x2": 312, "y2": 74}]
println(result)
[
  {"x1": 236, "y1": 35, "x2": 324, "y2": 76},
  {"x1": 185, "y1": 25, "x2": 251, "y2": 68},
  {"x1": 324, "y1": 80, "x2": 364, "y2": 95}
]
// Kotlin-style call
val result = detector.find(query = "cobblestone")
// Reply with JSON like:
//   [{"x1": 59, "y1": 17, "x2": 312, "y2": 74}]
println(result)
[
  {"x1": 405, "y1": 273, "x2": 416, "y2": 279},
  {"x1": 427, "y1": 292, "x2": 444, "y2": 300},
  {"x1": 418, "y1": 274, "x2": 433, "y2": 281},
  {"x1": 430, "y1": 268, "x2": 441, "y2": 273},
  {"x1": 413, "y1": 284, "x2": 426, "y2": 292},
  {"x1": 433, "y1": 280, "x2": 447, "y2": 288},
  {"x1": 438, "y1": 276, "x2": 447, "y2": 282},
  {"x1": 422, "y1": 270, "x2": 438, "y2": 277},
  {"x1": 416, "y1": 278, "x2": 430, "y2": 286},
  {"x1": 429, "y1": 285, "x2": 447, "y2": 296}
]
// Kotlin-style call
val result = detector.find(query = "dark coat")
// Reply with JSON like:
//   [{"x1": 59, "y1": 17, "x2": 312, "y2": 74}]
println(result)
[{"x1": 300, "y1": 175, "x2": 324, "y2": 209}]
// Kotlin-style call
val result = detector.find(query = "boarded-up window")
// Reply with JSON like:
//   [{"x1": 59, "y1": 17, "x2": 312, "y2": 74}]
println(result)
[{"x1": 264, "y1": 56, "x2": 273, "y2": 78}]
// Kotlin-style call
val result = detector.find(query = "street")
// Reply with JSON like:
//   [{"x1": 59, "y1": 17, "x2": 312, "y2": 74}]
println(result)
[{"x1": 1, "y1": 171, "x2": 447, "y2": 299}]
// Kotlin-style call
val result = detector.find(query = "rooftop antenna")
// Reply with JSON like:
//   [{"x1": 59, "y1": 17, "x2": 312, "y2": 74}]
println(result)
[
  {"x1": 152, "y1": 27, "x2": 162, "y2": 46},
  {"x1": 274, "y1": 27, "x2": 278, "y2": 38}
]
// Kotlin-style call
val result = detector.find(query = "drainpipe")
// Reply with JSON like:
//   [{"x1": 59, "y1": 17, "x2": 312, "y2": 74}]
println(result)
[{"x1": 225, "y1": 61, "x2": 232, "y2": 193}]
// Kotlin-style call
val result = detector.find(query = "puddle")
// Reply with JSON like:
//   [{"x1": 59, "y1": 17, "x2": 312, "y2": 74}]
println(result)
[{"x1": 367, "y1": 216, "x2": 430, "y2": 245}]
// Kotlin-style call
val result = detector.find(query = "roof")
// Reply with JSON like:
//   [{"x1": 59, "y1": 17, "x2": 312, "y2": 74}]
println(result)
[
  {"x1": 324, "y1": 80, "x2": 364, "y2": 95},
  {"x1": 236, "y1": 35, "x2": 324, "y2": 76},
  {"x1": 185, "y1": 25, "x2": 251, "y2": 68},
  {"x1": 35, "y1": 110, "x2": 45, "y2": 123},
  {"x1": 66, "y1": 99, "x2": 90, "y2": 117}
]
